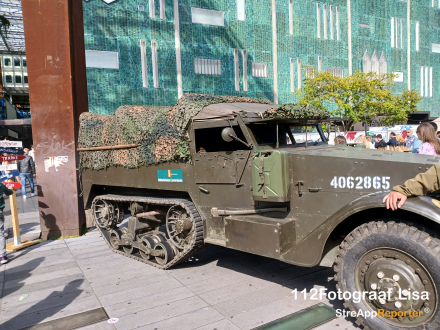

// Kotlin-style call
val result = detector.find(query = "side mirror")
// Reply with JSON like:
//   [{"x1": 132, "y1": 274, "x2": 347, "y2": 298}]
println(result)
[{"x1": 221, "y1": 127, "x2": 235, "y2": 142}]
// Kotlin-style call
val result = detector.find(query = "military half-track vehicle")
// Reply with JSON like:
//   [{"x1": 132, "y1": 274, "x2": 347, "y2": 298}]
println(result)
[{"x1": 81, "y1": 101, "x2": 440, "y2": 330}]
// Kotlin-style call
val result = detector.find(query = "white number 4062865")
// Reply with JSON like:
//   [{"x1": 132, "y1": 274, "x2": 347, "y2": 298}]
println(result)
[{"x1": 330, "y1": 176, "x2": 390, "y2": 190}]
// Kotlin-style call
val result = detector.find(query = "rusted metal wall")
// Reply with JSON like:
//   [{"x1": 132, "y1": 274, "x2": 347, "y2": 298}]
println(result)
[{"x1": 22, "y1": 0, "x2": 88, "y2": 238}]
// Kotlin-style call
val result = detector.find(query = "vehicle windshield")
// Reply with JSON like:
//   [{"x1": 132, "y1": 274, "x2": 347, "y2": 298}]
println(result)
[{"x1": 246, "y1": 123, "x2": 326, "y2": 149}]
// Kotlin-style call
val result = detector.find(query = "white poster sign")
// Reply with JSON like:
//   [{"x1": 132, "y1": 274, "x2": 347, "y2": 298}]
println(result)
[{"x1": 0, "y1": 141, "x2": 22, "y2": 148}]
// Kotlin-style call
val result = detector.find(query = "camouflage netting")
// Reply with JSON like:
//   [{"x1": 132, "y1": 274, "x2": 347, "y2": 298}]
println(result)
[
  {"x1": 263, "y1": 104, "x2": 330, "y2": 120},
  {"x1": 78, "y1": 93, "x2": 273, "y2": 170}
]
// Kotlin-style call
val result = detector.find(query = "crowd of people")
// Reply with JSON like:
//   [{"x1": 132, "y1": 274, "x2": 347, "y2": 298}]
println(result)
[{"x1": 334, "y1": 122, "x2": 440, "y2": 156}]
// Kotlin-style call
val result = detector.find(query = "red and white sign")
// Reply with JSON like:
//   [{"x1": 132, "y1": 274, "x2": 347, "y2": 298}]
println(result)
[
  {"x1": 0, "y1": 141, "x2": 22, "y2": 148},
  {"x1": 5, "y1": 182, "x2": 22, "y2": 189},
  {"x1": 0, "y1": 164, "x2": 17, "y2": 171},
  {"x1": 0, "y1": 155, "x2": 25, "y2": 162}
]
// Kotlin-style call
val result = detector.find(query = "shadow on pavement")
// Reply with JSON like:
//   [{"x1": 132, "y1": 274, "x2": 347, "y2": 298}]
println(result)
[{"x1": 0, "y1": 279, "x2": 84, "y2": 330}]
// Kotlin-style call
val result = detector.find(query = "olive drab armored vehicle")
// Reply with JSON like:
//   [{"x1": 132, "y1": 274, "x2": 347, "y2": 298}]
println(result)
[{"x1": 80, "y1": 96, "x2": 440, "y2": 330}]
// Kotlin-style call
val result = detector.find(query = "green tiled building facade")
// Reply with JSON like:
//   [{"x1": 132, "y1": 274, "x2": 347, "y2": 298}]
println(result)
[{"x1": 83, "y1": 0, "x2": 440, "y2": 116}]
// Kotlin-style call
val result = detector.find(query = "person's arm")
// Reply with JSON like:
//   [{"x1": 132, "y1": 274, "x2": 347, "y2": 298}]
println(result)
[
  {"x1": 2, "y1": 183, "x2": 13, "y2": 196},
  {"x1": 16, "y1": 159, "x2": 21, "y2": 172},
  {"x1": 383, "y1": 165, "x2": 440, "y2": 210},
  {"x1": 29, "y1": 157, "x2": 35, "y2": 174}
]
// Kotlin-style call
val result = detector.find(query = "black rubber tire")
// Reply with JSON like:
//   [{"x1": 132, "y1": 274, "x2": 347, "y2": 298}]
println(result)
[{"x1": 334, "y1": 220, "x2": 440, "y2": 330}]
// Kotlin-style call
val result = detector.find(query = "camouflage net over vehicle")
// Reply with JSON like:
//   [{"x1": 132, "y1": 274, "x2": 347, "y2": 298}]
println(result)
[
  {"x1": 78, "y1": 93, "x2": 273, "y2": 171},
  {"x1": 263, "y1": 104, "x2": 330, "y2": 120}
]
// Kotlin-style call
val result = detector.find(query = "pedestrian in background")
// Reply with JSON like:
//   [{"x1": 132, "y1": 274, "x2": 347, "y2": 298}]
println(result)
[
  {"x1": 415, "y1": 123, "x2": 440, "y2": 156},
  {"x1": 405, "y1": 129, "x2": 417, "y2": 149},
  {"x1": 387, "y1": 132, "x2": 397, "y2": 148},
  {"x1": 0, "y1": 182, "x2": 13, "y2": 264},
  {"x1": 17, "y1": 148, "x2": 36, "y2": 199},
  {"x1": 375, "y1": 134, "x2": 387, "y2": 149},
  {"x1": 365, "y1": 135, "x2": 375, "y2": 149},
  {"x1": 334, "y1": 135, "x2": 347, "y2": 145}
]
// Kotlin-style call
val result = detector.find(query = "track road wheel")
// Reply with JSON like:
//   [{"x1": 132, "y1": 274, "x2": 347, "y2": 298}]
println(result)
[
  {"x1": 335, "y1": 220, "x2": 439, "y2": 330},
  {"x1": 140, "y1": 236, "x2": 155, "y2": 260},
  {"x1": 154, "y1": 242, "x2": 175, "y2": 265},
  {"x1": 110, "y1": 229, "x2": 122, "y2": 250}
]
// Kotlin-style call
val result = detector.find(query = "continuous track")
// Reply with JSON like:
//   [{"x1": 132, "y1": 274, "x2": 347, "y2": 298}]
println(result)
[{"x1": 92, "y1": 194, "x2": 205, "y2": 269}]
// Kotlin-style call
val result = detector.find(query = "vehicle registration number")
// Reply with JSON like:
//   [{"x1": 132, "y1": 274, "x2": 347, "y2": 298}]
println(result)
[{"x1": 330, "y1": 176, "x2": 390, "y2": 190}]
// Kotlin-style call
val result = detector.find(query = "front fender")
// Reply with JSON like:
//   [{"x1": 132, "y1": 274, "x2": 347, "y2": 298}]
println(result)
[{"x1": 280, "y1": 192, "x2": 440, "y2": 267}]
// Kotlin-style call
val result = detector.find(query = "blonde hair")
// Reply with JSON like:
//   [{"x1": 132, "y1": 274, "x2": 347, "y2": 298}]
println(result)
[
  {"x1": 396, "y1": 134, "x2": 405, "y2": 143},
  {"x1": 417, "y1": 123, "x2": 440, "y2": 155}
]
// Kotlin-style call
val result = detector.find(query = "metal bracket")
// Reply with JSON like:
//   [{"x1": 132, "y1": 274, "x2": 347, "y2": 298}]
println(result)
[{"x1": 296, "y1": 181, "x2": 304, "y2": 196}]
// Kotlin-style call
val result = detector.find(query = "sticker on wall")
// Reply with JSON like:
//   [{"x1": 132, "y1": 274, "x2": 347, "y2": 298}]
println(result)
[
  {"x1": 157, "y1": 170, "x2": 183, "y2": 183},
  {"x1": 44, "y1": 156, "x2": 68, "y2": 172}
]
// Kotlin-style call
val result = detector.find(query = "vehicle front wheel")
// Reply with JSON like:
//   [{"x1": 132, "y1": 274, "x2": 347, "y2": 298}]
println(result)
[{"x1": 334, "y1": 220, "x2": 439, "y2": 330}]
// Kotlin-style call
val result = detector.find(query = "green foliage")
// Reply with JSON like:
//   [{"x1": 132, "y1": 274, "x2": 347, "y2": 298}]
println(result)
[
  {"x1": 263, "y1": 103, "x2": 330, "y2": 120},
  {"x1": 296, "y1": 69, "x2": 422, "y2": 131}
]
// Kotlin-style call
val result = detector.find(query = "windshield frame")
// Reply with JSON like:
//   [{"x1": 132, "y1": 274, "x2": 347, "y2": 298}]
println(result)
[{"x1": 245, "y1": 121, "x2": 327, "y2": 150}]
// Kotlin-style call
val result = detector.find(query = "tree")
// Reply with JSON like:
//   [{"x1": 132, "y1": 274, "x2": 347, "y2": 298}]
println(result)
[{"x1": 296, "y1": 69, "x2": 422, "y2": 131}]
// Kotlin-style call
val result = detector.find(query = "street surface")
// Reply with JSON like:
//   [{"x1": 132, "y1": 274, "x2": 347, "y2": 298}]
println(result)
[{"x1": 0, "y1": 183, "x2": 359, "y2": 329}]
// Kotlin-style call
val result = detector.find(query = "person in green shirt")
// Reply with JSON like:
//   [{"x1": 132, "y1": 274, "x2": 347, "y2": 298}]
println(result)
[
  {"x1": 383, "y1": 164, "x2": 440, "y2": 210},
  {"x1": 0, "y1": 182, "x2": 13, "y2": 264}
]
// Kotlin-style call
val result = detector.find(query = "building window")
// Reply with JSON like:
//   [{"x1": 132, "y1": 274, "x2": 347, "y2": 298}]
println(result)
[
  {"x1": 149, "y1": 0, "x2": 155, "y2": 18},
  {"x1": 191, "y1": 8, "x2": 225, "y2": 27},
  {"x1": 323, "y1": 4, "x2": 328, "y2": 39},
  {"x1": 363, "y1": 50, "x2": 387, "y2": 75},
  {"x1": 138, "y1": 5, "x2": 145, "y2": 11},
  {"x1": 234, "y1": 49, "x2": 240, "y2": 91},
  {"x1": 243, "y1": 50, "x2": 248, "y2": 91},
  {"x1": 391, "y1": 17, "x2": 403, "y2": 49},
  {"x1": 317, "y1": 4, "x2": 321, "y2": 38},
  {"x1": 336, "y1": 6, "x2": 340, "y2": 41},
  {"x1": 420, "y1": 66, "x2": 433, "y2": 98},
  {"x1": 289, "y1": 0, "x2": 293, "y2": 35},
  {"x1": 194, "y1": 58, "x2": 222, "y2": 75},
  {"x1": 330, "y1": 5, "x2": 334, "y2": 40},
  {"x1": 85, "y1": 50, "x2": 119, "y2": 69},
  {"x1": 393, "y1": 71, "x2": 404, "y2": 83},
  {"x1": 318, "y1": 56, "x2": 322, "y2": 72},
  {"x1": 432, "y1": 42, "x2": 440, "y2": 53},
  {"x1": 237, "y1": 0, "x2": 246, "y2": 21},
  {"x1": 24, "y1": 75, "x2": 28, "y2": 84},
  {"x1": 304, "y1": 66, "x2": 314, "y2": 78},
  {"x1": 290, "y1": 58, "x2": 295, "y2": 92},
  {"x1": 15, "y1": 75, "x2": 22, "y2": 84},
  {"x1": 416, "y1": 22, "x2": 419, "y2": 51},
  {"x1": 400, "y1": 18, "x2": 403, "y2": 49},
  {"x1": 430, "y1": 67, "x2": 433, "y2": 97},
  {"x1": 22, "y1": 59, "x2": 26, "y2": 67},
  {"x1": 14, "y1": 58, "x2": 20, "y2": 67},
  {"x1": 160, "y1": 0, "x2": 165, "y2": 20},
  {"x1": 140, "y1": 40, "x2": 148, "y2": 88},
  {"x1": 4, "y1": 58, "x2": 11, "y2": 67},
  {"x1": 5, "y1": 75, "x2": 12, "y2": 83},
  {"x1": 252, "y1": 62, "x2": 267, "y2": 78},
  {"x1": 391, "y1": 18, "x2": 394, "y2": 48},
  {"x1": 297, "y1": 59, "x2": 302, "y2": 89},
  {"x1": 325, "y1": 67, "x2": 344, "y2": 78},
  {"x1": 151, "y1": 41, "x2": 159, "y2": 88}
]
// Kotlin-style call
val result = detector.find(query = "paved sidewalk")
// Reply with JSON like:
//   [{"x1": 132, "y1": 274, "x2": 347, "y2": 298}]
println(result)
[{"x1": 0, "y1": 229, "x2": 360, "y2": 330}]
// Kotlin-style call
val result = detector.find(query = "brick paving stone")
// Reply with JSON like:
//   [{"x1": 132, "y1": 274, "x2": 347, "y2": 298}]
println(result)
[{"x1": 0, "y1": 207, "x2": 360, "y2": 330}]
